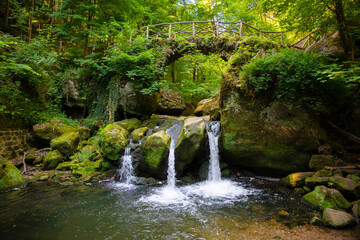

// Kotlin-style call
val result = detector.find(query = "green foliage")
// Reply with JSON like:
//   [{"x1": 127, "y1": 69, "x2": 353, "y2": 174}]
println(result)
[{"x1": 240, "y1": 49, "x2": 347, "y2": 114}]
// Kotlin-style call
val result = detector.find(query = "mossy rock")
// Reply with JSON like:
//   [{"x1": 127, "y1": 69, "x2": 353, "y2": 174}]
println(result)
[
  {"x1": 42, "y1": 150, "x2": 63, "y2": 170},
  {"x1": 194, "y1": 98, "x2": 219, "y2": 120},
  {"x1": 305, "y1": 176, "x2": 330, "y2": 189},
  {"x1": 50, "y1": 131, "x2": 80, "y2": 157},
  {"x1": 34, "y1": 173, "x2": 49, "y2": 181},
  {"x1": 352, "y1": 200, "x2": 360, "y2": 218},
  {"x1": 329, "y1": 175, "x2": 360, "y2": 199},
  {"x1": 72, "y1": 144, "x2": 100, "y2": 163},
  {"x1": 175, "y1": 117, "x2": 206, "y2": 173},
  {"x1": 220, "y1": 95, "x2": 326, "y2": 176},
  {"x1": 70, "y1": 159, "x2": 101, "y2": 182},
  {"x1": 322, "y1": 208, "x2": 356, "y2": 228},
  {"x1": 97, "y1": 123, "x2": 128, "y2": 161},
  {"x1": 115, "y1": 118, "x2": 142, "y2": 132},
  {"x1": 76, "y1": 126, "x2": 91, "y2": 140},
  {"x1": 131, "y1": 127, "x2": 149, "y2": 142},
  {"x1": 0, "y1": 158, "x2": 25, "y2": 190},
  {"x1": 313, "y1": 169, "x2": 333, "y2": 177},
  {"x1": 280, "y1": 172, "x2": 314, "y2": 188},
  {"x1": 156, "y1": 88, "x2": 186, "y2": 116},
  {"x1": 309, "y1": 155, "x2": 336, "y2": 171},
  {"x1": 33, "y1": 119, "x2": 76, "y2": 143},
  {"x1": 56, "y1": 161, "x2": 72, "y2": 171},
  {"x1": 302, "y1": 186, "x2": 352, "y2": 210},
  {"x1": 142, "y1": 130, "x2": 170, "y2": 170}
]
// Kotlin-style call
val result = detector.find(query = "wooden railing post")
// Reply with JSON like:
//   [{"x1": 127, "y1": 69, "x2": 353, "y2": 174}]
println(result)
[
  {"x1": 146, "y1": 26, "x2": 149, "y2": 39},
  {"x1": 169, "y1": 24, "x2": 172, "y2": 39},
  {"x1": 192, "y1": 22, "x2": 195, "y2": 38},
  {"x1": 239, "y1": 21, "x2": 243, "y2": 37}
]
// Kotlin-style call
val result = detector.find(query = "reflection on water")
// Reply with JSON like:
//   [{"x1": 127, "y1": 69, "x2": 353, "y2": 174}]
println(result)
[{"x1": 1, "y1": 179, "x2": 359, "y2": 240}]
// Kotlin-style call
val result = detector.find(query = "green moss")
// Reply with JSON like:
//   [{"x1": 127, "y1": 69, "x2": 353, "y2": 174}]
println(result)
[
  {"x1": 142, "y1": 130, "x2": 170, "y2": 169},
  {"x1": 131, "y1": 127, "x2": 148, "y2": 142},
  {"x1": 302, "y1": 186, "x2": 352, "y2": 210},
  {"x1": 50, "y1": 131, "x2": 80, "y2": 157},
  {"x1": 0, "y1": 158, "x2": 25, "y2": 190},
  {"x1": 33, "y1": 119, "x2": 76, "y2": 141},
  {"x1": 42, "y1": 150, "x2": 63, "y2": 170},
  {"x1": 115, "y1": 118, "x2": 142, "y2": 131},
  {"x1": 280, "y1": 172, "x2": 314, "y2": 188},
  {"x1": 97, "y1": 123, "x2": 128, "y2": 161},
  {"x1": 56, "y1": 161, "x2": 72, "y2": 171}
]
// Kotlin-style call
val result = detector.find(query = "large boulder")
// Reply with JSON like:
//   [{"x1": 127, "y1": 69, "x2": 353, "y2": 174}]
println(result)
[
  {"x1": 131, "y1": 127, "x2": 149, "y2": 142},
  {"x1": 194, "y1": 98, "x2": 220, "y2": 120},
  {"x1": 220, "y1": 88, "x2": 327, "y2": 176},
  {"x1": 302, "y1": 185, "x2": 352, "y2": 211},
  {"x1": 0, "y1": 158, "x2": 25, "y2": 190},
  {"x1": 329, "y1": 175, "x2": 360, "y2": 199},
  {"x1": 97, "y1": 123, "x2": 128, "y2": 161},
  {"x1": 115, "y1": 118, "x2": 142, "y2": 132},
  {"x1": 50, "y1": 132, "x2": 80, "y2": 157},
  {"x1": 156, "y1": 89, "x2": 186, "y2": 116},
  {"x1": 140, "y1": 130, "x2": 171, "y2": 178},
  {"x1": 175, "y1": 117, "x2": 206, "y2": 174},
  {"x1": 33, "y1": 119, "x2": 76, "y2": 143},
  {"x1": 116, "y1": 81, "x2": 159, "y2": 118},
  {"x1": 305, "y1": 176, "x2": 330, "y2": 189},
  {"x1": 280, "y1": 172, "x2": 314, "y2": 188},
  {"x1": 42, "y1": 150, "x2": 63, "y2": 170},
  {"x1": 309, "y1": 155, "x2": 336, "y2": 171},
  {"x1": 352, "y1": 200, "x2": 360, "y2": 218},
  {"x1": 322, "y1": 208, "x2": 356, "y2": 228}
]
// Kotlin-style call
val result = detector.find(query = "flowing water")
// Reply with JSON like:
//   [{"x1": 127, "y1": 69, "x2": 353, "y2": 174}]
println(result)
[
  {"x1": 205, "y1": 121, "x2": 221, "y2": 182},
  {"x1": 118, "y1": 139, "x2": 135, "y2": 185},
  {"x1": 1, "y1": 180, "x2": 359, "y2": 240},
  {"x1": 165, "y1": 122, "x2": 183, "y2": 188}
]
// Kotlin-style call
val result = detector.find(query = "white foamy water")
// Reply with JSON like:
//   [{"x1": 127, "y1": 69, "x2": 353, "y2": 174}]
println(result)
[
  {"x1": 139, "y1": 186, "x2": 191, "y2": 207},
  {"x1": 205, "y1": 121, "x2": 221, "y2": 182},
  {"x1": 165, "y1": 122, "x2": 183, "y2": 188},
  {"x1": 119, "y1": 140, "x2": 135, "y2": 185}
]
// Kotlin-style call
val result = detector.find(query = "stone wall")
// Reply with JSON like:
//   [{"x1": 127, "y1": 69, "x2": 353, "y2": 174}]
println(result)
[{"x1": 0, "y1": 130, "x2": 29, "y2": 160}]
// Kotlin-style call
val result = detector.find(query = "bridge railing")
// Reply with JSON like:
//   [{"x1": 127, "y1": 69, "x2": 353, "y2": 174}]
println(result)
[{"x1": 131, "y1": 21, "x2": 284, "y2": 46}]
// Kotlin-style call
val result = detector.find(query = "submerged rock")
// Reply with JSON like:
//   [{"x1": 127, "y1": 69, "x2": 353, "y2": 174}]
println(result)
[
  {"x1": 97, "y1": 123, "x2": 128, "y2": 161},
  {"x1": 42, "y1": 150, "x2": 63, "y2": 170},
  {"x1": 302, "y1": 186, "x2": 352, "y2": 210},
  {"x1": 0, "y1": 158, "x2": 25, "y2": 190},
  {"x1": 309, "y1": 155, "x2": 336, "y2": 171},
  {"x1": 280, "y1": 172, "x2": 314, "y2": 188},
  {"x1": 156, "y1": 89, "x2": 186, "y2": 116},
  {"x1": 322, "y1": 208, "x2": 356, "y2": 228},
  {"x1": 175, "y1": 117, "x2": 206, "y2": 174},
  {"x1": 50, "y1": 131, "x2": 80, "y2": 157}
]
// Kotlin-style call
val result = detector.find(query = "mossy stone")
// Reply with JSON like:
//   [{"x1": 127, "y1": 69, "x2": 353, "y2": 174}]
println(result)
[
  {"x1": 115, "y1": 118, "x2": 142, "y2": 132},
  {"x1": 280, "y1": 172, "x2": 314, "y2": 188},
  {"x1": 131, "y1": 127, "x2": 149, "y2": 142},
  {"x1": 42, "y1": 150, "x2": 63, "y2": 170},
  {"x1": 56, "y1": 161, "x2": 72, "y2": 171},
  {"x1": 50, "y1": 131, "x2": 80, "y2": 157},
  {"x1": 33, "y1": 119, "x2": 76, "y2": 142},
  {"x1": 302, "y1": 185, "x2": 352, "y2": 210},
  {"x1": 329, "y1": 175, "x2": 360, "y2": 199},
  {"x1": 142, "y1": 130, "x2": 170, "y2": 169},
  {"x1": 97, "y1": 123, "x2": 128, "y2": 161},
  {"x1": 305, "y1": 176, "x2": 330, "y2": 189},
  {"x1": 309, "y1": 155, "x2": 336, "y2": 171},
  {"x1": 352, "y1": 200, "x2": 360, "y2": 218},
  {"x1": 0, "y1": 158, "x2": 25, "y2": 190},
  {"x1": 322, "y1": 208, "x2": 356, "y2": 228}
]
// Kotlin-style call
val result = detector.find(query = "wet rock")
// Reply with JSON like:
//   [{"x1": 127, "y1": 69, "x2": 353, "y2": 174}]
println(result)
[
  {"x1": 134, "y1": 177, "x2": 159, "y2": 186},
  {"x1": 303, "y1": 186, "x2": 311, "y2": 193},
  {"x1": 322, "y1": 208, "x2": 356, "y2": 228},
  {"x1": 310, "y1": 216, "x2": 323, "y2": 226},
  {"x1": 176, "y1": 117, "x2": 206, "y2": 174},
  {"x1": 305, "y1": 176, "x2": 330, "y2": 189},
  {"x1": 278, "y1": 210, "x2": 289, "y2": 217},
  {"x1": 97, "y1": 123, "x2": 128, "y2": 161},
  {"x1": 295, "y1": 188, "x2": 306, "y2": 195},
  {"x1": 50, "y1": 132, "x2": 80, "y2": 157},
  {"x1": 220, "y1": 94, "x2": 326, "y2": 176},
  {"x1": 131, "y1": 127, "x2": 149, "y2": 142},
  {"x1": 329, "y1": 175, "x2": 360, "y2": 199},
  {"x1": 302, "y1": 186, "x2": 352, "y2": 210},
  {"x1": 352, "y1": 200, "x2": 360, "y2": 218},
  {"x1": 313, "y1": 169, "x2": 333, "y2": 177},
  {"x1": 318, "y1": 144, "x2": 333, "y2": 155},
  {"x1": 156, "y1": 89, "x2": 186, "y2": 116},
  {"x1": 140, "y1": 130, "x2": 170, "y2": 178},
  {"x1": 194, "y1": 98, "x2": 219, "y2": 120},
  {"x1": 309, "y1": 155, "x2": 336, "y2": 171},
  {"x1": 34, "y1": 172, "x2": 49, "y2": 181},
  {"x1": 71, "y1": 144, "x2": 101, "y2": 163},
  {"x1": 115, "y1": 118, "x2": 142, "y2": 132},
  {"x1": 42, "y1": 150, "x2": 63, "y2": 170},
  {"x1": 0, "y1": 158, "x2": 25, "y2": 190},
  {"x1": 56, "y1": 161, "x2": 72, "y2": 171},
  {"x1": 280, "y1": 172, "x2": 314, "y2": 188}
]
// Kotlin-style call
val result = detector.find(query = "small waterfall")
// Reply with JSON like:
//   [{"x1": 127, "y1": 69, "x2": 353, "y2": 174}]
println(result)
[
  {"x1": 165, "y1": 122, "x2": 183, "y2": 188},
  {"x1": 119, "y1": 139, "x2": 135, "y2": 184},
  {"x1": 205, "y1": 121, "x2": 221, "y2": 182}
]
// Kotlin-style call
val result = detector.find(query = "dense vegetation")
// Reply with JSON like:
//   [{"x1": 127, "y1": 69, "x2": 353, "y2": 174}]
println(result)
[{"x1": 0, "y1": 0, "x2": 359, "y2": 128}]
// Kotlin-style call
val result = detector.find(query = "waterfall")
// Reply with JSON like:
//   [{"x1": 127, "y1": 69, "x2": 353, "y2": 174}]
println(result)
[
  {"x1": 165, "y1": 122, "x2": 183, "y2": 188},
  {"x1": 205, "y1": 121, "x2": 221, "y2": 182},
  {"x1": 119, "y1": 139, "x2": 135, "y2": 184}
]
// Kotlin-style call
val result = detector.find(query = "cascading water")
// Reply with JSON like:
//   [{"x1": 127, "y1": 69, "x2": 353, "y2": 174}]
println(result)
[
  {"x1": 119, "y1": 139, "x2": 135, "y2": 184},
  {"x1": 205, "y1": 121, "x2": 221, "y2": 182},
  {"x1": 165, "y1": 122, "x2": 183, "y2": 188}
]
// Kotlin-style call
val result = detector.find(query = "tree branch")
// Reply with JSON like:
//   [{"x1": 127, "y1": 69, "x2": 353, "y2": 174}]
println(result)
[
  {"x1": 326, "y1": 120, "x2": 360, "y2": 144},
  {"x1": 320, "y1": 0, "x2": 335, "y2": 12}
]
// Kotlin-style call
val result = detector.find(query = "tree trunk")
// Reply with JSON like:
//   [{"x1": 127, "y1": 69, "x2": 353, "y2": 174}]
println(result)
[
  {"x1": 333, "y1": 0, "x2": 354, "y2": 62},
  {"x1": 28, "y1": 0, "x2": 35, "y2": 42},
  {"x1": 4, "y1": 0, "x2": 9, "y2": 27}
]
